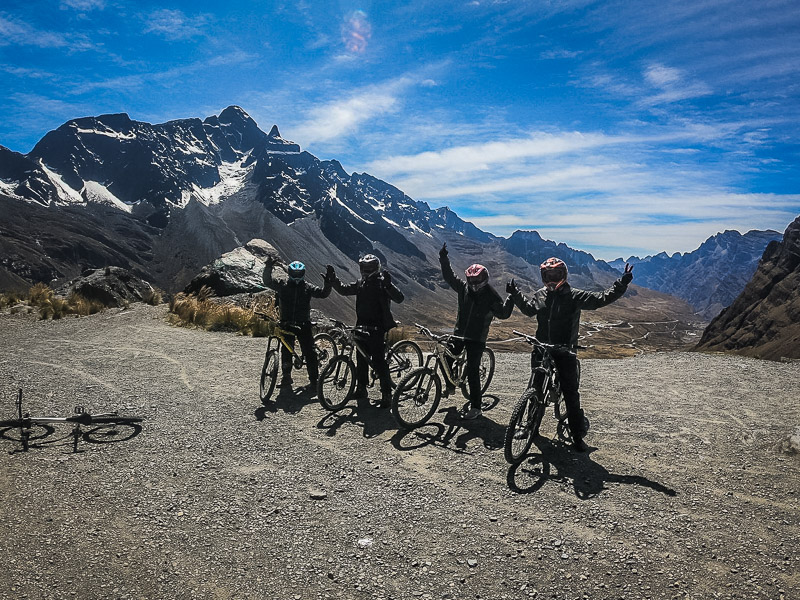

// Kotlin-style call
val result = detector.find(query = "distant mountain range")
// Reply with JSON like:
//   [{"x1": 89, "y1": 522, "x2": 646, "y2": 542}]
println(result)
[
  {"x1": 696, "y1": 216, "x2": 800, "y2": 360},
  {"x1": 0, "y1": 106, "x2": 782, "y2": 324},
  {"x1": 608, "y1": 229, "x2": 783, "y2": 319}
]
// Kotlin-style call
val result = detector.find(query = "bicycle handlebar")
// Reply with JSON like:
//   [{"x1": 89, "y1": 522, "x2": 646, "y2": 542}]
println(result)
[{"x1": 511, "y1": 330, "x2": 587, "y2": 351}]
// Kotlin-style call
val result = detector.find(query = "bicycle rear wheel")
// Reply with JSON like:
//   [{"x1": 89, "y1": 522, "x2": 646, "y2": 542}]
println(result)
[
  {"x1": 318, "y1": 356, "x2": 355, "y2": 411},
  {"x1": 504, "y1": 388, "x2": 544, "y2": 464},
  {"x1": 260, "y1": 349, "x2": 280, "y2": 403},
  {"x1": 391, "y1": 367, "x2": 441, "y2": 430},
  {"x1": 459, "y1": 345, "x2": 496, "y2": 398},
  {"x1": 386, "y1": 340, "x2": 423, "y2": 384},
  {"x1": 313, "y1": 332, "x2": 338, "y2": 372}
]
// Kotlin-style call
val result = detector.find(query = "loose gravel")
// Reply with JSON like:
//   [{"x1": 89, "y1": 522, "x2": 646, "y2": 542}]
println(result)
[{"x1": 1, "y1": 304, "x2": 798, "y2": 600}]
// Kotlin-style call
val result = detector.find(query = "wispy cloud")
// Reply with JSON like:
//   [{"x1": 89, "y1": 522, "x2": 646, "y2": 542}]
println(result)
[
  {"x1": 287, "y1": 77, "x2": 415, "y2": 145},
  {"x1": 142, "y1": 9, "x2": 210, "y2": 41},
  {"x1": 60, "y1": 0, "x2": 105, "y2": 11},
  {"x1": 0, "y1": 13, "x2": 94, "y2": 50}
]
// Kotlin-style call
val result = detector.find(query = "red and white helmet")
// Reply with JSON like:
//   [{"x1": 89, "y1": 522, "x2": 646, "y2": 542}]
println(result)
[
  {"x1": 540, "y1": 257, "x2": 567, "y2": 291},
  {"x1": 465, "y1": 264, "x2": 489, "y2": 292}
]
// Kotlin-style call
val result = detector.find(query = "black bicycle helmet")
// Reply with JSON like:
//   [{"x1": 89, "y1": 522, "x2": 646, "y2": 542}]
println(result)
[
  {"x1": 359, "y1": 254, "x2": 381, "y2": 278},
  {"x1": 540, "y1": 257, "x2": 567, "y2": 290}
]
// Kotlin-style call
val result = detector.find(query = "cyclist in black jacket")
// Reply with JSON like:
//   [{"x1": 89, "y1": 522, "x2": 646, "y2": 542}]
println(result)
[
  {"x1": 439, "y1": 243, "x2": 514, "y2": 420},
  {"x1": 262, "y1": 257, "x2": 332, "y2": 389},
  {"x1": 327, "y1": 254, "x2": 404, "y2": 408},
  {"x1": 507, "y1": 257, "x2": 634, "y2": 451}
]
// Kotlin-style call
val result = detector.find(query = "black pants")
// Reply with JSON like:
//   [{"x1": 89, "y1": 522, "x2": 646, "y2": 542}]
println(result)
[
  {"x1": 355, "y1": 329, "x2": 391, "y2": 396},
  {"x1": 445, "y1": 339, "x2": 485, "y2": 409},
  {"x1": 550, "y1": 349, "x2": 584, "y2": 439},
  {"x1": 281, "y1": 322, "x2": 319, "y2": 382}
]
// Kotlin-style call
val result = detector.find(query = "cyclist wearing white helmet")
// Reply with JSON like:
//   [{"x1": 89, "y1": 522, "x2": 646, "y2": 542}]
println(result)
[
  {"x1": 326, "y1": 254, "x2": 404, "y2": 408},
  {"x1": 263, "y1": 256, "x2": 333, "y2": 389},
  {"x1": 507, "y1": 258, "x2": 634, "y2": 451},
  {"x1": 439, "y1": 243, "x2": 514, "y2": 420}
]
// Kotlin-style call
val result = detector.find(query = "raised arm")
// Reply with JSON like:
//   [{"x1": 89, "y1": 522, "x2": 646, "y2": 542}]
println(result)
[
  {"x1": 262, "y1": 256, "x2": 285, "y2": 291},
  {"x1": 507, "y1": 278, "x2": 542, "y2": 317},
  {"x1": 327, "y1": 265, "x2": 359, "y2": 296},
  {"x1": 577, "y1": 264, "x2": 634, "y2": 310},
  {"x1": 380, "y1": 270, "x2": 404, "y2": 304},
  {"x1": 309, "y1": 265, "x2": 334, "y2": 298},
  {"x1": 439, "y1": 243, "x2": 465, "y2": 292}
]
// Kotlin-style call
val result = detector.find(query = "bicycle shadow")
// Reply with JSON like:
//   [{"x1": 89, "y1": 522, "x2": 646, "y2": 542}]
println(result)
[
  {"x1": 315, "y1": 395, "x2": 396, "y2": 439},
  {"x1": 1, "y1": 423, "x2": 143, "y2": 454},
  {"x1": 389, "y1": 394, "x2": 505, "y2": 454},
  {"x1": 506, "y1": 436, "x2": 677, "y2": 499},
  {"x1": 255, "y1": 384, "x2": 317, "y2": 420}
]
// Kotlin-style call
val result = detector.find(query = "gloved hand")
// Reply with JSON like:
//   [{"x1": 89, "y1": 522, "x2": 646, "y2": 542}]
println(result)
[
  {"x1": 506, "y1": 278, "x2": 518, "y2": 295},
  {"x1": 439, "y1": 243, "x2": 448, "y2": 259},
  {"x1": 381, "y1": 270, "x2": 392, "y2": 287},
  {"x1": 621, "y1": 263, "x2": 634, "y2": 285},
  {"x1": 323, "y1": 265, "x2": 335, "y2": 281}
]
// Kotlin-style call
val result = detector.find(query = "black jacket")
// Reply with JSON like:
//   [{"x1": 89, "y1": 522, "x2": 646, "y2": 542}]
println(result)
[
  {"x1": 262, "y1": 266, "x2": 331, "y2": 325},
  {"x1": 440, "y1": 254, "x2": 513, "y2": 343},
  {"x1": 332, "y1": 272, "x2": 404, "y2": 332},
  {"x1": 511, "y1": 279, "x2": 629, "y2": 347}
]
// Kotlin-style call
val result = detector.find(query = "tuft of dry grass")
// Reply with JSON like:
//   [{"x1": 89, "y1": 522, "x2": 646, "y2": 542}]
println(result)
[
  {"x1": 168, "y1": 292, "x2": 278, "y2": 337},
  {"x1": 143, "y1": 288, "x2": 163, "y2": 306},
  {"x1": 1, "y1": 284, "x2": 112, "y2": 320}
]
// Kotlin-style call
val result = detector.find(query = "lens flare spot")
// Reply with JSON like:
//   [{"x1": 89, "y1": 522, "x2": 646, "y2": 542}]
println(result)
[{"x1": 342, "y1": 9, "x2": 372, "y2": 53}]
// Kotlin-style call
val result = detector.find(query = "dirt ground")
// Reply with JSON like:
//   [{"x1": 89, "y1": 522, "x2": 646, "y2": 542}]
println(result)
[{"x1": 0, "y1": 304, "x2": 798, "y2": 600}]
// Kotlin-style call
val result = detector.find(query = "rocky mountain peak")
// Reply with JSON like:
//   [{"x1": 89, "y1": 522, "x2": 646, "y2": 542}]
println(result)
[
  {"x1": 267, "y1": 124, "x2": 281, "y2": 138},
  {"x1": 696, "y1": 215, "x2": 800, "y2": 360}
]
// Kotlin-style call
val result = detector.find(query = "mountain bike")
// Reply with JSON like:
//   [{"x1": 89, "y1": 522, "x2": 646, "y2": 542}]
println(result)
[
  {"x1": 0, "y1": 389, "x2": 143, "y2": 453},
  {"x1": 503, "y1": 330, "x2": 585, "y2": 464},
  {"x1": 390, "y1": 324, "x2": 496, "y2": 430},
  {"x1": 317, "y1": 321, "x2": 423, "y2": 411},
  {"x1": 256, "y1": 314, "x2": 337, "y2": 403}
]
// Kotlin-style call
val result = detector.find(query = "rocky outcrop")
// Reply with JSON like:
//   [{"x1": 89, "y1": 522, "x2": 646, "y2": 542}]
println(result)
[
  {"x1": 183, "y1": 239, "x2": 281, "y2": 296},
  {"x1": 695, "y1": 216, "x2": 800, "y2": 360},
  {"x1": 59, "y1": 266, "x2": 156, "y2": 307}
]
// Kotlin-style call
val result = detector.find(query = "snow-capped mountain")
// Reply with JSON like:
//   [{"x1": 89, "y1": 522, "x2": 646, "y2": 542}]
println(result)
[
  {"x1": 608, "y1": 229, "x2": 783, "y2": 319},
  {"x1": 0, "y1": 105, "x2": 778, "y2": 325}
]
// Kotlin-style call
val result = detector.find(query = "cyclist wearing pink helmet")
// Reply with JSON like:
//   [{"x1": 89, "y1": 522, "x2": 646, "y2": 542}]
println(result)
[
  {"x1": 439, "y1": 243, "x2": 514, "y2": 420},
  {"x1": 507, "y1": 258, "x2": 634, "y2": 451}
]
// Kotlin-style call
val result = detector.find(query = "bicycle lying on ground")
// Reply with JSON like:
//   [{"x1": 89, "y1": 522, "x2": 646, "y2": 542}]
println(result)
[
  {"x1": 256, "y1": 313, "x2": 337, "y2": 403},
  {"x1": 503, "y1": 330, "x2": 585, "y2": 464},
  {"x1": 390, "y1": 324, "x2": 496, "y2": 429},
  {"x1": 0, "y1": 389, "x2": 143, "y2": 453},
  {"x1": 317, "y1": 321, "x2": 423, "y2": 411}
]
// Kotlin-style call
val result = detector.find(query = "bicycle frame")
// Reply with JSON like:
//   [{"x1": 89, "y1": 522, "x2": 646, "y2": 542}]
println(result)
[{"x1": 422, "y1": 337, "x2": 466, "y2": 388}]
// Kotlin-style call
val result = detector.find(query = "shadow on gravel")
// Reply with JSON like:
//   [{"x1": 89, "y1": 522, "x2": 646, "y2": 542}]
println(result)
[
  {"x1": 389, "y1": 394, "x2": 505, "y2": 454},
  {"x1": 1, "y1": 423, "x2": 143, "y2": 454},
  {"x1": 315, "y1": 398, "x2": 396, "y2": 439},
  {"x1": 507, "y1": 437, "x2": 678, "y2": 499},
  {"x1": 255, "y1": 385, "x2": 317, "y2": 420}
]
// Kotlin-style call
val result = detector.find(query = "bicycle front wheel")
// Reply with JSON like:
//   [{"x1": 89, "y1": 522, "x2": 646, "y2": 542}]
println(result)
[
  {"x1": 504, "y1": 388, "x2": 544, "y2": 464},
  {"x1": 386, "y1": 340, "x2": 423, "y2": 384},
  {"x1": 391, "y1": 367, "x2": 441, "y2": 430},
  {"x1": 260, "y1": 349, "x2": 280, "y2": 403},
  {"x1": 313, "y1": 332, "x2": 338, "y2": 372},
  {"x1": 318, "y1": 356, "x2": 355, "y2": 411}
]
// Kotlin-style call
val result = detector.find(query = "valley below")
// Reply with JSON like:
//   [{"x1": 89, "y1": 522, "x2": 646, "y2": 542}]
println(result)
[{"x1": 0, "y1": 304, "x2": 798, "y2": 600}]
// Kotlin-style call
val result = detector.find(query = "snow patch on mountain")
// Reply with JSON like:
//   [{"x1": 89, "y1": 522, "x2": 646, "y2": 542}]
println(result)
[
  {"x1": 190, "y1": 157, "x2": 254, "y2": 206},
  {"x1": 83, "y1": 180, "x2": 132, "y2": 213},
  {"x1": 74, "y1": 126, "x2": 136, "y2": 141},
  {"x1": 39, "y1": 164, "x2": 83, "y2": 206}
]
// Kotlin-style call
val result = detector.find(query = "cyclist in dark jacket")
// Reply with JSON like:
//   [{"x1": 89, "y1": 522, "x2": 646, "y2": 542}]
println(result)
[
  {"x1": 327, "y1": 254, "x2": 404, "y2": 408},
  {"x1": 507, "y1": 257, "x2": 634, "y2": 451},
  {"x1": 262, "y1": 257, "x2": 332, "y2": 388},
  {"x1": 440, "y1": 243, "x2": 514, "y2": 420}
]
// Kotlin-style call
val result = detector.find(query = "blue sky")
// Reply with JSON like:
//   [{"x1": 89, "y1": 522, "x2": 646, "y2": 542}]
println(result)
[{"x1": 2, "y1": 0, "x2": 799, "y2": 260}]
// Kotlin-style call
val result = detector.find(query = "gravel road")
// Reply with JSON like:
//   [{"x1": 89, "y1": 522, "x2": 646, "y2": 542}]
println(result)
[{"x1": 1, "y1": 304, "x2": 798, "y2": 600}]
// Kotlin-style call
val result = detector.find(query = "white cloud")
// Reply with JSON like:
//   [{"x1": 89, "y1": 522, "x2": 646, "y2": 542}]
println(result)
[
  {"x1": 60, "y1": 0, "x2": 105, "y2": 10},
  {"x1": 287, "y1": 78, "x2": 415, "y2": 144},
  {"x1": 143, "y1": 9, "x2": 209, "y2": 41}
]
